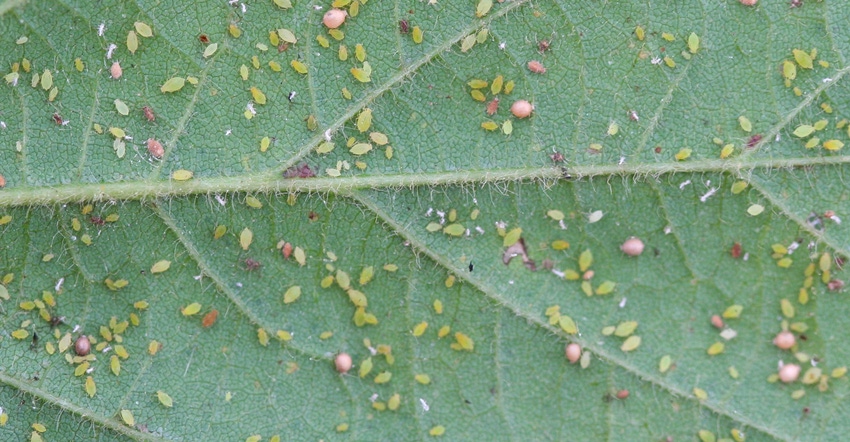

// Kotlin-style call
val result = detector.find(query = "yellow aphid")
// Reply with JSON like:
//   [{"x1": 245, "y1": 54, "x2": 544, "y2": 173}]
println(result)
[
  {"x1": 595, "y1": 281, "x2": 616, "y2": 295},
  {"x1": 659, "y1": 355, "x2": 672, "y2": 373},
  {"x1": 438, "y1": 325, "x2": 450, "y2": 338},
  {"x1": 85, "y1": 376, "x2": 96, "y2": 397},
  {"x1": 120, "y1": 409, "x2": 134, "y2": 426},
  {"x1": 707, "y1": 342, "x2": 725, "y2": 355},
  {"x1": 793, "y1": 49, "x2": 813, "y2": 69},
  {"x1": 374, "y1": 371, "x2": 392, "y2": 384},
  {"x1": 250, "y1": 87, "x2": 266, "y2": 105},
  {"x1": 388, "y1": 393, "x2": 401, "y2": 411},
  {"x1": 429, "y1": 426, "x2": 446, "y2": 436},
  {"x1": 351, "y1": 65, "x2": 371, "y2": 82},
  {"x1": 148, "y1": 340, "x2": 161, "y2": 355},
  {"x1": 433, "y1": 300, "x2": 443, "y2": 314},
  {"x1": 481, "y1": 121, "x2": 499, "y2": 131},
  {"x1": 355, "y1": 44, "x2": 366, "y2": 62},
  {"x1": 780, "y1": 299, "x2": 795, "y2": 318},
  {"x1": 171, "y1": 169, "x2": 193, "y2": 181},
  {"x1": 559, "y1": 315, "x2": 577, "y2": 334},
  {"x1": 74, "y1": 57, "x2": 84, "y2": 72},
  {"x1": 792, "y1": 125, "x2": 814, "y2": 138},
  {"x1": 461, "y1": 34, "x2": 476, "y2": 52},
  {"x1": 693, "y1": 387, "x2": 707, "y2": 400},
  {"x1": 475, "y1": 0, "x2": 493, "y2": 17},
  {"x1": 357, "y1": 108, "x2": 372, "y2": 132},
  {"x1": 491, "y1": 75, "x2": 504, "y2": 95},
  {"x1": 228, "y1": 23, "x2": 241, "y2": 38},
  {"x1": 663, "y1": 56, "x2": 675, "y2": 68},
  {"x1": 413, "y1": 322, "x2": 428, "y2": 336},
  {"x1": 291, "y1": 60, "x2": 308, "y2": 74},
  {"x1": 720, "y1": 144, "x2": 735, "y2": 159},
  {"x1": 257, "y1": 328, "x2": 270, "y2": 346},
  {"x1": 11, "y1": 329, "x2": 28, "y2": 340},
  {"x1": 722, "y1": 304, "x2": 743, "y2": 319},
  {"x1": 415, "y1": 374, "x2": 431, "y2": 384},
  {"x1": 823, "y1": 140, "x2": 844, "y2": 151},
  {"x1": 151, "y1": 260, "x2": 171, "y2": 273},
  {"x1": 614, "y1": 321, "x2": 638, "y2": 337},
  {"x1": 675, "y1": 148, "x2": 692, "y2": 161},
  {"x1": 635, "y1": 26, "x2": 645, "y2": 41},
  {"x1": 111, "y1": 355, "x2": 121, "y2": 375},
  {"x1": 240, "y1": 228, "x2": 253, "y2": 250},
  {"x1": 317, "y1": 35, "x2": 330, "y2": 47},
  {"x1": 687, "y1": 32, "x2": 699, "y2": 54},
  {"x1": 412, "y1": 26, "x2": 423, "y2": 44},
  {"x1": 127, "y1": 30, "x2": 139, "y2": 54},
  {"x1": 620, "y1": 335, "x2": 641, "y2": 352},
  {"x1": 453, "y1": 332, "x2": 474, "y2": 351},
  {"x1": 579, "y1": 249, "x2": 593, "y2": 272},
  {"x1": 160, "y1": 77, "x2": 186, "y2": 93},
  {"x1": 156, "y1": 390, "x2": 173, "y2": 407},
  {"x1": 182, "y1": 303, "x2": 201, "y2": 316}
]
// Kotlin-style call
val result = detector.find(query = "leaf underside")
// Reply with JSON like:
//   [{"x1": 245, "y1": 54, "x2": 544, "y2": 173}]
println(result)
[{"x1": 0, "y1": 0, "x2": 849, "y2": 441}]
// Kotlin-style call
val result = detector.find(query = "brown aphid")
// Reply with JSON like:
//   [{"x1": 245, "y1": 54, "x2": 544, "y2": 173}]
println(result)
[
  {"x1": 281, "y1": 242, "x2": 293, "y2": 259},
  {"x1": 244, "y1": 258, "x2": 261, "y2": 271},
  {"x1": 779, "y1": 363, "x2": 801, "y2": 383},
  {"x1": 486, "y1": 97, "x2": 500, "y2": 115},
  {"x1": 730, "y1": 242, "x2": 742, "y2": 259},
  {"x1": 510, "y1": 100, "x2": 534, "y2": 119},
  {"x1": 399, "y1": 19, "x2": 409, "y2": 34},
  {"x1": 49, "y1": 315, "x2": 65, "y2": 327},
  {"x1": 308, "y1": 211, "x2": 319, "y2": 222},
  {"x1": 550, "y1": 152, "x2": 564, "y2": 163},
  {"x1": 620, "y1": 237, "x2": 645, "y2": 256},
  {"x1": 202, "y1": 309, "x2": 218, "y2": 328},
  {"x1": 790, "y1": 0, "x2": 802, "y2": 7},
  {"x1": 110, "y1": 61, "x2": 122, "y2": 79},
  {"x1": 335, "y1": 352, "x2": 352, "y2": 374},
  {"x1": 75, "y1": 335, "x2": 91, "y2": 356},
  {"x1": 774, "y1": 331, "x2": 795, "y2": 350},
  {"x1": 527, "y1": 60, "x2": 546, "y2": 74},
  {"x1": 582, "y1": 270, "x2": 594, "y2": 280},
  {"x1": 565, "y1": 343, "x2": 581, "y2": 363},
  {"x1": 323, "y1": 9, "x2": 347, "y2": 29},
  {"x1": 147, "y1": 138, "x2": 164, "y2": 159},
  {"x1": 278, "y1": 42, "x2": 290, "y2": 52},
  {"x1": 283, "y1": 163, "x2": 315, "y2": 178},
  {"x1": 52, "y1": 113, "x2": 63, "y2": 125},
  {"x1": 198, "y1": 34, "x2": 210, "y2": 44},
  {"x1": 537, "y1": 39, "x2": 550, "y2": 52},
  {"x1": 142, "y1": 106, "x2": 155, "y2": 122},
  {"x1": 739, "y1": 0, "x2": 758, "y2": 5},
  {"x1": 654, "y1": 146, "x2": 662, "y2": 153},
  {"x1": 710, "y1": 315, "x2": 724, "y2": 329},
  {"x1": 746, "y1": 134, "x2": 762, "y2": 148},
  {"x1": 0, "y1": 174, "x2": 5, "y2": 188},
  {"x1": 89, "y1": 216, "x2": 104, "y2": 226},
  {"x1": 615, "y1": 389, "x2": 630, "y2": 400},
  {"x1": 828, "y1": 279, "x2": 845, "y2": 292}
]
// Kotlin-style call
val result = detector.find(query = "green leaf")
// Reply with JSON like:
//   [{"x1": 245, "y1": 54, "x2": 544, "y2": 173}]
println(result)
[{"x1": 1, "y1": 0, "x2": 849, "y2": 440}]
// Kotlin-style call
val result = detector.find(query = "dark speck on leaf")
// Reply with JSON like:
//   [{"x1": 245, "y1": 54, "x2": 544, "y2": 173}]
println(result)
[{"x1": 746, "y1": 134, "x2": 762, "y2": 148}]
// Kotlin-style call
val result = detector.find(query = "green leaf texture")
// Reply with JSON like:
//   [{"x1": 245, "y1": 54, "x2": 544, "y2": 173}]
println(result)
[{"x1": 1, "y1": 0, "x2": 849, "y2": 440}]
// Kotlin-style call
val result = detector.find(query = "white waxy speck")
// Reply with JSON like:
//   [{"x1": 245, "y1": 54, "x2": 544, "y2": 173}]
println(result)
[
  {"x1": 619, "y1": 298, "x2": 627, "y2": 308},
  {"x1": 98, "y1": 23, "x2": 106, "y2": 36},
  {"x1": 55, "y1": 277, "x2": 64, "y2": 292},
  {"x1": 699, "y1": 187, "x2": 718, "y2": 202},
  {"x1": 106, "y1": 44, "x2": 117, "y2": 59},
  {"x1": 420, "y1": 398, "x2": 429, "y2": 411},
  {"x1": 475, "y1": 226, "x2": 485, "y2": 234},
  {"x1": 215, "y1": 194, "x2": 227, "y2": 206},
  {"x1": 679, "y1": 180, "x2": 691, "y2": 189}
]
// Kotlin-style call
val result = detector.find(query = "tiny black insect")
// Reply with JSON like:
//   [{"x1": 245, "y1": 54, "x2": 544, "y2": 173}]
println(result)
[{"x1": 468, "y1": 262, "x2": 474, "y2": 272}]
